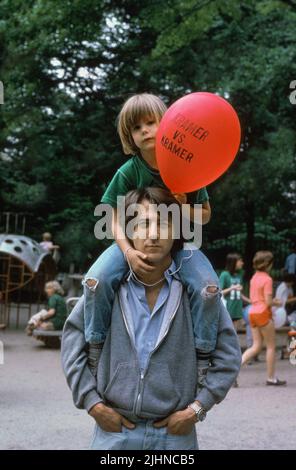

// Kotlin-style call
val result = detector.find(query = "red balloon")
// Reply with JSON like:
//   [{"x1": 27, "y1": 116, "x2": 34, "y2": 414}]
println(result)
[{"x1": 155, "y1": 92, "x2": 241, "y2": 193}]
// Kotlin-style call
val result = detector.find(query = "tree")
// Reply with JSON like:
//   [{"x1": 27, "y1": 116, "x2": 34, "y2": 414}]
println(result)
[{"x1": 1, "y1": 0, "x2": 295, "y2": 274}]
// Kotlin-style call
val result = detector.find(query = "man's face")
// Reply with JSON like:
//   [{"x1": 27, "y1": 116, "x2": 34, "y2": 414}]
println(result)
[{"x1": 131, "y1": 199, "x2": 174, "y2": 264}]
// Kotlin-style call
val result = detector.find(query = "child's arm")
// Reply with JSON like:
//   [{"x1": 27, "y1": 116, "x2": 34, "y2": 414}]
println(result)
[
  {"x1": 190, "y1": 200, "x2": 211, "y2": 225},
  {"x1": 286, "y1": 295, "x2": 296, "y2": 304},
  {"x1": 241, "y1": 294, "x2": 251, "y2": 303},
  {"x1": 112, "y1": 208, "x2": 156, "y2": 275},
  {"x1": 41, "y1": 308, "x2": 55, "y2": 320},
  {"x1": 267, "y1": 295, "x2": 282, "y2": 308},
  {"x1": 173, "y1": 194, "x2": 211, "y2": 225}
]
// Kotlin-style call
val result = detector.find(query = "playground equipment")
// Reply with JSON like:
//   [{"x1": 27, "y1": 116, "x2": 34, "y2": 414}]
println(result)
[{"x1": 0, "y1": 234, "x2": 56, "y2": 328}]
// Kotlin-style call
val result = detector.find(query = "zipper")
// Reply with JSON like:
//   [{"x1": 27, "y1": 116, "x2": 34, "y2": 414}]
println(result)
[
  {"x1": 119, "y1": 287, "x2": 182, "y2": 416},
  {"x1": 118, "y1": 293, "x2": 142, "y2": 415},
  {"x1": 118, "y1": 293, "x2": 138, "y2": 358},
  {"x1": 144, "y1": 292, "x2": 181, "y2": 374}
]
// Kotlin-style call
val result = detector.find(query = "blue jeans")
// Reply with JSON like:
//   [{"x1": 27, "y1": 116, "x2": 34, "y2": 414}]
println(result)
[
  {"x1": 83, "y1": 242, "x2": 221, "y2": 352},
  {"x1": 90, "y1": 419, "x2": 199, "y2": 450}
]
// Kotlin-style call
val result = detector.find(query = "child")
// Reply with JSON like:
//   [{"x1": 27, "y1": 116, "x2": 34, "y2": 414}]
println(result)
[
  {"x1": 84, "y1": 93, "x2": 221, "y2": 374},
  {"x1": 220, "y1": 253, "x2": 250, "y2": 330},
  {"x1": 241, "y1": 251, "x2": 286, "y2": 385},
  {"x1": 26, "y1": 281, "x2": 67, "y2": 335},
  {"x1": 220, "y1": 253, "x2": 250, "y2": 386},
  {"x1": 40, "y1": 232, "x2": 60, "y2": 263},
  {"x1": 274, "y1": 273, "x2": 296, "y2": 325}
]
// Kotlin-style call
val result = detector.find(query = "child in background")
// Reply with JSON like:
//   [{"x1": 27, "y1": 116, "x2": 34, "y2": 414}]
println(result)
[
  {"x1": 83, "y1": 93, "x2": 222, "y2": 375},
  {"x1": 274, "y1": 273, "x2": 296, "y2": 325},
  {"x1": 219, "y1": 253, "x2": 250, "y2": 331},
  {"x1": 241, "y1": 251, "x2": 287, "y2": 386},
  {"x1": 26, "y1": 281, "x2": 67, "y2": 335},
  {"x1": 40, "y1": 232, "x2": 60, "y2": 263},
  {"x1": 220, "y1": 253, "x2": 250, "y2": 386}
]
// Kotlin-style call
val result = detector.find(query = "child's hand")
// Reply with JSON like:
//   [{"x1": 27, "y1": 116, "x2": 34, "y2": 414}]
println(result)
[
  {"x1": 172, "y1": 193, "x2": 187, "y2": 204},
  {"x1": 272, "y1": 298, "x2": 282, "y2": 307},
  {"x1": 126, "y1": 248, "x2": 156, "y2": 276}
]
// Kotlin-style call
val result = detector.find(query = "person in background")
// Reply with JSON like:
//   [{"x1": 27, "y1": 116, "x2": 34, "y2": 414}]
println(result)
[
  {"x1": 40, "y1": 232, "x2": 60, "y2": 263},
  {"x1": 274, "y1": 273, "x2": 296, "y2": 325},
  {"x1": 284, "y1": 243, "x2": 296, "y2": 275},
  {"x1": 241, "y1": 251, "x2": 287, "y2": 386},
  {"x1": 219, "y1": 253, "x2": 250, "y2": 331},
  {"x1": 219, "y1": 253, "x2": 250, "y2": 386},
  {"x1": 25, "y1": 281, "x2": 67, "y2": 335}
]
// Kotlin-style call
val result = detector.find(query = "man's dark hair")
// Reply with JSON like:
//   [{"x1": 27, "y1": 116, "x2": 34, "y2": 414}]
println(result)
[{"x1": 123, "y1": 187, "x2": 185, "y2": 254}]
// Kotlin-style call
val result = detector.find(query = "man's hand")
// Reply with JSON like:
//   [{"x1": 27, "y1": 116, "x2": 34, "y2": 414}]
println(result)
[
  {"x1": 126, "y1": 248, "x2": 156, "y2": 276},
  {"x1": 153, "y1": 406, "x2": 197, "y2": 436},
  {"x1": 88, "y1": 402, "x2": 136, "y2": 433}
]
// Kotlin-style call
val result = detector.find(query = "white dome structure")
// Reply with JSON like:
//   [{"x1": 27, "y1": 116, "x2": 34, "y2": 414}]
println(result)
[
  {"x1": 0, "y1": 234, "x2": 50, "y2": 273},
  {"x1": 0, "y1": 234, "x2": 56, "y2": 328}
]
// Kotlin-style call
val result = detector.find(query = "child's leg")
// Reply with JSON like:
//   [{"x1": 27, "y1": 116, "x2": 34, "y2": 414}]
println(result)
[
  {"x1": 82, "y1": 242, "x2": 129, "y2": 344},
  {"x1": 39, "y1": 321, "x2": 54, "y2": 330},
  {"x1": 173, "y1": 244, "x2": 221, "y2": 353},
  {"x1": 28, "y1": 309, "x2": 48, "y2": 326}
]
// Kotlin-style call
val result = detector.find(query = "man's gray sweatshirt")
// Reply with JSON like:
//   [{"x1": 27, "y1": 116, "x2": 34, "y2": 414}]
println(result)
[{"x1": 61, "y1": 278, "x2": 241, "y2": 421}]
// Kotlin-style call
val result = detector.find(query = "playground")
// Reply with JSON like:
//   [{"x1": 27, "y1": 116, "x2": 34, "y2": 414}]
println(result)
[{"x1": 1, "y1": 328, "x2": 295, "y2": 450}]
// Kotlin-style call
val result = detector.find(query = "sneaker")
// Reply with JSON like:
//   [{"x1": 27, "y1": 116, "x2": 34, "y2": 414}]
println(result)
[
  {"x1": 232, "y1": 379, "x2": 239, "y2": 388},
  {"x1": 266, "y1": 378, "x2": 287, "y2": 386}
]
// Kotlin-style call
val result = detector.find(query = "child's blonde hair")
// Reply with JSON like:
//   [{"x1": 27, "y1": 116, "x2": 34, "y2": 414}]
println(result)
[
  {"x1": 45, "y1": 280, "x2": 64, "y2": 296},
  {"x1": 42, "y1": 232, "x2": 52, "y2": 241},
  {"x1": 117, "y1": 93, "x2": 167, "y2": 155},
  {"x1": 253, "y1": 251, "x2": 274, "y2": 272}
]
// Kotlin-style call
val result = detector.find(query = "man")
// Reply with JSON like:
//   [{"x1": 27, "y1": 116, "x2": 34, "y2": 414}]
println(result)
[{"x1": 61, "y1": 187, "x2": 241, "y2": 450}]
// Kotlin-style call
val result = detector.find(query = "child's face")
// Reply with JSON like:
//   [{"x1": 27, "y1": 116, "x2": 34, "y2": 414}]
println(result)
[
  {"x1": 236, "y1": 258, "x2": 244, "y2": 270},
  {"x1": 130, "y1": 115, "x2": 159, "y2": 154},
  {"x1": 45, "y1": 286, "x2": 55, "y2": 297}
]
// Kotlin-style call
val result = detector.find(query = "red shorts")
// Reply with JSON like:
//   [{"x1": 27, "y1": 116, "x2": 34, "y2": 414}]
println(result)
[{"x1": 249, "y1": 308, "x2": 272, "y2": 328}]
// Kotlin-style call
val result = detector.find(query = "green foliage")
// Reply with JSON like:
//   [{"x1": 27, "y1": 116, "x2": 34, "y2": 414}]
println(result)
[{"x1": 0, "y1": 0, "x2": 295, "y2": 272}]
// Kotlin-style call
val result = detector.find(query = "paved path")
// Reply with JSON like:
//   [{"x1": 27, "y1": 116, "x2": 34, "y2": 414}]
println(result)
[{"x1": 0, "y1": 330, "x2": 295, "y2": 450}]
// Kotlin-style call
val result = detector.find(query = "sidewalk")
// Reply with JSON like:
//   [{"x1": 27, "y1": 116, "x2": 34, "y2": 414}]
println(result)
[{"x1": 0, "y1": 330, "x2": 295, "y2": 450}]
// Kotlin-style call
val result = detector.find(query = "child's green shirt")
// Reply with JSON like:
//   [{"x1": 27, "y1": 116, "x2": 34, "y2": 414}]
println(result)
[
  {"x1": 48, "y1": 293, "x2": 67, "y2": 330},
  {"x1": 101, "y1": 154, "x2": 209, "y2": 207}
]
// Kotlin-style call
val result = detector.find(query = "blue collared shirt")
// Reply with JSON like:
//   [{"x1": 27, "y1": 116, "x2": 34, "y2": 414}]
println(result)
[{"x1": 126, "y1": 259, "x2": 177, "y2": 371}]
